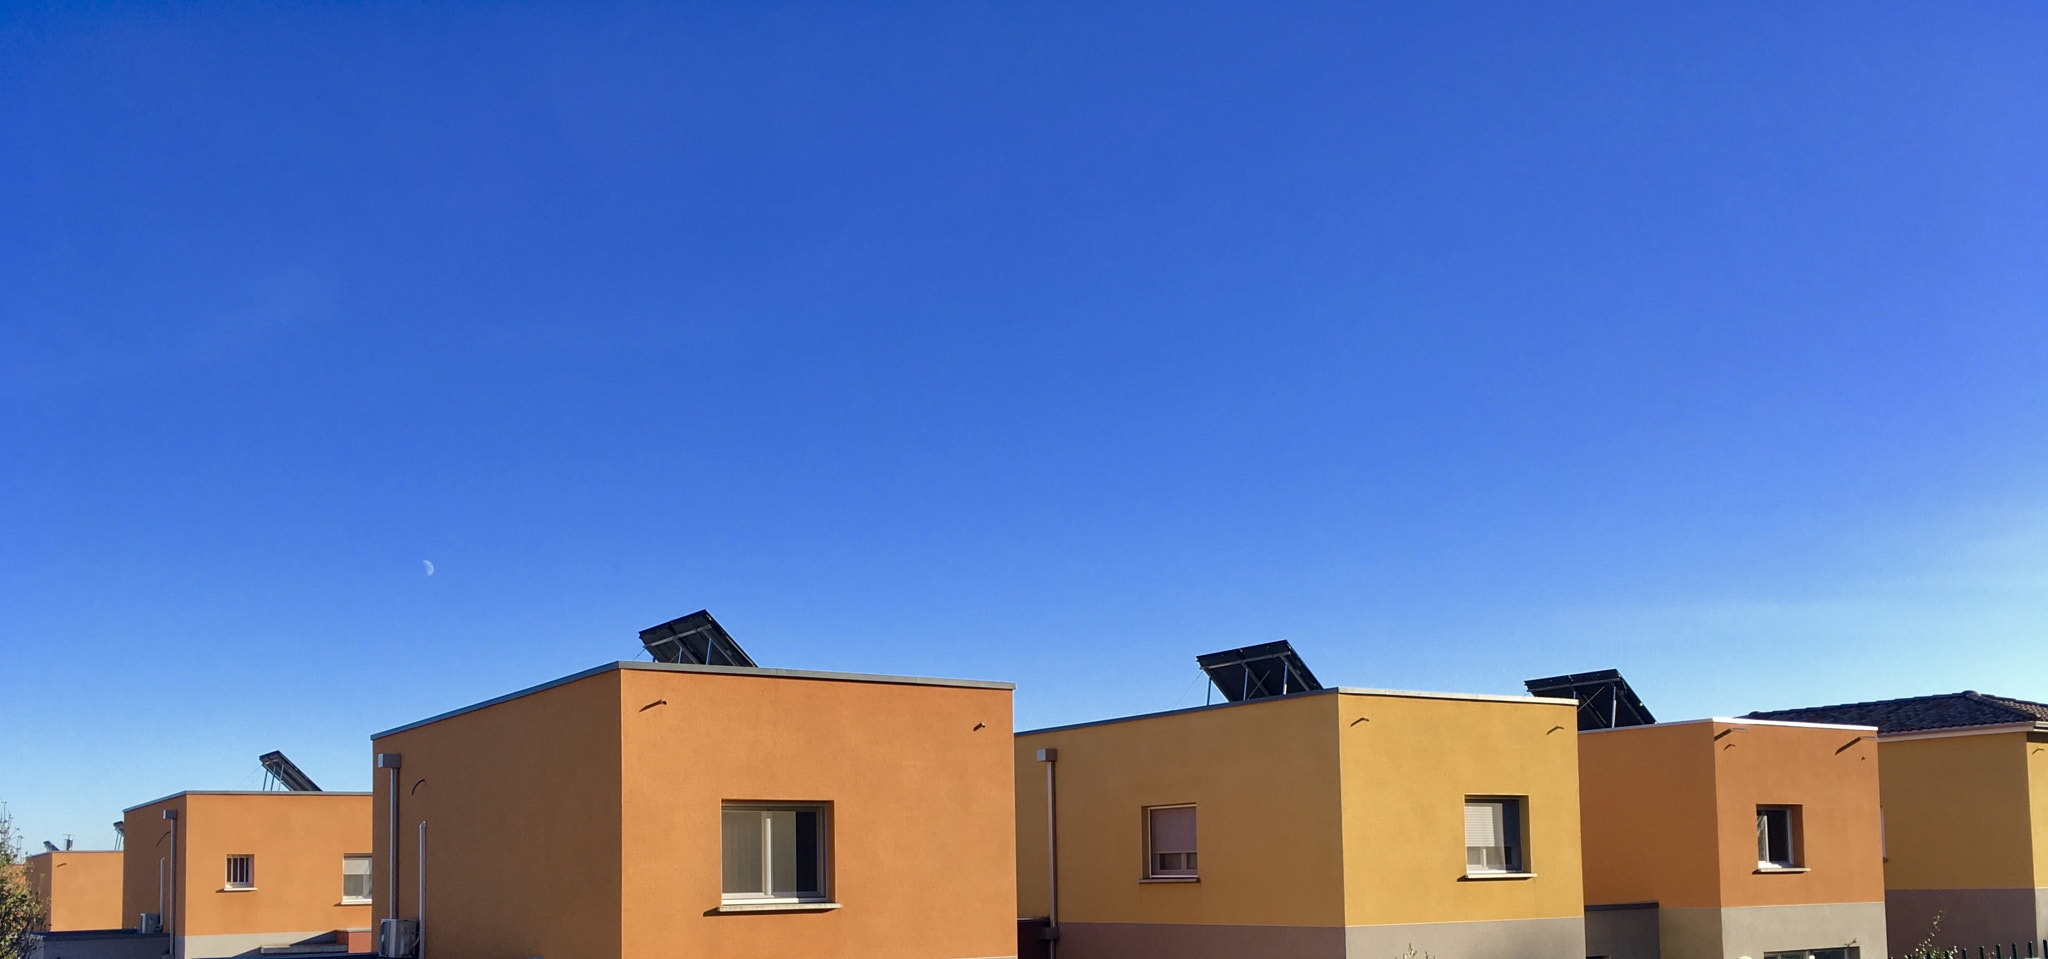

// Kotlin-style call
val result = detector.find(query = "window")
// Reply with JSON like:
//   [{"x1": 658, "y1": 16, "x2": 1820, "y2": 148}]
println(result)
[
  {"x1": 721, "y1": 804, "x2": 828, "y2": 902},
  {"x1": 1465, "y1": 798, "x2": 1526, "y2": 874},
  {"x1": 225, "y1": 855, "x2": 255, "y2": 890},
  {"x1": 1764, "y1": 949, "x2": 1857, "y2": 959},
  {"x1": 1757, "y1": 806, "x2": 1801, "y2": 869},
  {"x1": 1146, "y1": 805, "x2": 1197, "y2": 879},
  {"x1": 341, "y1": 855, "x2": 372, "y2": 903}
]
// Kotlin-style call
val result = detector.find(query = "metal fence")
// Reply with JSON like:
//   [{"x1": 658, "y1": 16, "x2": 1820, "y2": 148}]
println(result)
[{"x1": 1909, "y1": 939, "x2": 2048, "y2": 959}]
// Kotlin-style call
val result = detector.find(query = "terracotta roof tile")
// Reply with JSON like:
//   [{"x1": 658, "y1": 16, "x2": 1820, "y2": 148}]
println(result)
[{"x1": 1746, "y1": 691, "x2": 2048, "y2": 734}]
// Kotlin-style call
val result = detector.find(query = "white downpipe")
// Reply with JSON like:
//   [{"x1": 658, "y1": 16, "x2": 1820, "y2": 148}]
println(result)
[{"x1": 416, "y1": 821, "x2": 426, "y2": 959}]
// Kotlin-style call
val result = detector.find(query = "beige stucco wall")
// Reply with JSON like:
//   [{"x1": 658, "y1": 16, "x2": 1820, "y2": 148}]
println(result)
[
  {"x1": 375, "y1": 662, "x2": 1016, "y2": 959},
  {"x1": 373, "y1": 667, "x2": 626, "y2": 959},
  {"x1": 28, "y1": 850, "x2": 125, "y2": 931},
  {"x1": 1709, "y1": 720, "x2": 1884, "y2": 910},
  {"x1": 1337, "y1": 691, "x2": 1584, "y2": 928},
  {"x1": 1015, "y1": 692, "x2": 1347, "y2": 929},
  {"x1": 617, "y1": 667, "x2": 1016, "y2": 959},
  {"x1": 121, "y1": 792, "x2": 373, "y2": 954},
  {"x1": 1878, "y1": 731, "x2": 2034, "y2": 891}
]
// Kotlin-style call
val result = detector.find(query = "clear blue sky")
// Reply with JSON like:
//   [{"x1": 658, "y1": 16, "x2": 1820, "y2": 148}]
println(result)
[{"x1": 5, "y1": 2, "x2": 2047, "y2": 849}]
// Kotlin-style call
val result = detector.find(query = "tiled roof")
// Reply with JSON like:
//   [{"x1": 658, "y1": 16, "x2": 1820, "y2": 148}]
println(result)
[{"x1": 1746, "y1": 692, "x2": 2048, "y2": 735}]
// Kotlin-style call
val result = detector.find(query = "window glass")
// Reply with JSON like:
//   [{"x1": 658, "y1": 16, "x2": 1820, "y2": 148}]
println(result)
[
  {"x1": 1757, "y1": 807, "x2": 1798, "y2": 868},
  {"x1": 1147, "y1": 806, "x2": 1197, "y2": 878},
  {"x1": 767, "y1": 811, "x2": 799, "y2": 897},
  {"x1": 341, "y1": 855, "x2": 372, "y2": 902},
  {"x1": 722, "y1": 804, "x2": 827, "y2": 902},
  {"x1": 721, "y1": 809, "x2": 765, "y2": 895},
  {"x1": 1465, "y1": 798, "x2": 1525, "y2": 873},
  {"x1": 226, "y1": 855, "x2": 254, "y2": 889}
]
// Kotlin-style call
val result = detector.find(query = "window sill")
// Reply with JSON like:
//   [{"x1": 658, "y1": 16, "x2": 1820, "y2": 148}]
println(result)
[
  {"x1": 338, "y1": 899, "x2": 372, "y2": 906},
  {"x1": 1754, "y1": 866, "x2": 1809, "y2": 874},
  {"x1": 1140, "y1": 877, "x2": 1199, "y2": 884},
  {"x1": 220, "y1": 887, "x2": 258, "y2": 893},
  {"x1": 1461, "y1": 872, "x2": 1537, "y2": 881},
  {"x1": 716, "y1": 901, "x2": 842, "y2": 913}
]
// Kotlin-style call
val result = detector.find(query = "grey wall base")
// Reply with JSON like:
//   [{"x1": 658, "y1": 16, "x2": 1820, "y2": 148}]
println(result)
[
  {"x1": 1345, "y1": 915, "x2": 1585, "y2": 959},
  {"x1": 1053, "y1": 916, "x2": 1583, "y2": 959},
  {"x1": 1587, "y1": 905, "x2": 1660, "y2": 959},
  {"x1": 1883, "y1": 888, "x2": 2047, "y2": 953},
  {"x1": 1660, "y1": 902, "x2": 1886, "y2": 959}
]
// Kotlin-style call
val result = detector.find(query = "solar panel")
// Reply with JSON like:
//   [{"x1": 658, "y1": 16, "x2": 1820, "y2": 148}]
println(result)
[
  {"x1": 1523, "y1": 669, "x2": 1655, "y2": 730},
  {"x1": 639, "y1": 610, "x2": 758, "y2": 667},
  {"x1": 1196, "y1": 641, "x2": 1323, "y2": 703},
  {"x1": 258, "y1": 751, "x2": 322, "y2": 792}
]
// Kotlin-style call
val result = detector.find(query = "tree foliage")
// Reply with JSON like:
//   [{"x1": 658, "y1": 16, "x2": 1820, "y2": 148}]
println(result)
[{"x1": 0, "y1": 803, "x2": 47, "y2": 959}]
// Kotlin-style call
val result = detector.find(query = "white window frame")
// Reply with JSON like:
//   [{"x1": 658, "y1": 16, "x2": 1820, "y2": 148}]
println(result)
[
  {"x1": 720, "y1": 803, "x2": 831, "y2": 904},
  {"x1": 340, "y1": 854, "x2": 372, "y2": 903},
  {"x1": 1757, "y1": 805, "x2": 1801, "y2": 870},
  {"x1": 1764, "y1": 948, "x2": 1858, "y2": 959},
  {"x1": 225, "y1": 854, "x2": 255, "y2": 890},
  {"x1": 1464, "y1": 797, "x2": 1528, "y2": 876},
  {"x1": 1144, "y1": 804, "x2": 1198, "y2": 880}
]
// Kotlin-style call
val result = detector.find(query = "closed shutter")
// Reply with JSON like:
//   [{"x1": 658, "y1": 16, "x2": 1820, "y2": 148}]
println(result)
[
  {"x1": 1466, "y1": 801, "x2": 1506, "y2": 871},
  {"x1": 1150, "y1": 806, "x2": 1196, "y2": 854},
  {"x1": 1465, "y1": 802, "x2": 1502, "y2": 849}
]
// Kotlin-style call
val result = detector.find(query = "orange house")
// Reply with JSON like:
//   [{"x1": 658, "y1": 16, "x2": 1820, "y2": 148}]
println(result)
[
  {"x1": 367, "y1": 660, "x2": 1016, "y2": 959},
  {"x1": 26, "y1": 850, "x2": 125, "y2": 932},
  {"x1": 1747, "y1": 691, "x2": 2048, "y2": 953},
  {"x1": 121, "y1": 791, "x2": 374, "y2": 958},
  {"x1": 1578, "y1": 718, "x2": 1886, "y2": 959}
]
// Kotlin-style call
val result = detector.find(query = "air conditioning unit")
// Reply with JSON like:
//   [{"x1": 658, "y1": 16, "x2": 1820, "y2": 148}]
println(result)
[
  {"x1": 377, "y1": 919, "x2": 419, "y2": 958},
  {"x1": 137, "y1": 913, "x2": 162, "y2": 934}
]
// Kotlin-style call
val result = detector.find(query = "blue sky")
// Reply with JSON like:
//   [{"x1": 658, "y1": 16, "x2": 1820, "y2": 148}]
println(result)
[{"x1": 4, "y1": 1, "x2": 2047, "y2": 849}]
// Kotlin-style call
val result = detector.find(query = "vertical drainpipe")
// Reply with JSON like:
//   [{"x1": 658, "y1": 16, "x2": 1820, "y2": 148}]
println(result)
[
  {"x1": 376, "y1": 754, "x2": 403, "y2": 933},
  {"x1": 161, "y1": 809, "x2": 178, "y2": 959},
  {"x1": 1036, "y1": 748, "x2": 1059, "y2": 959},
  {"x1": 415, "y1": 821, "x2": 426, "y2": 959}
]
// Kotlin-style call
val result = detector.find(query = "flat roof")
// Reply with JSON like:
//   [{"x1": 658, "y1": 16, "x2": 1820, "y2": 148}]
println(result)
[
  {"x1": 123, "y1": 790, "x2": 371, "y2": 813},
  {"x1": 1017, "y1": 685, "x2": 1577, "y2": 737},
  {"x1": 373, "y1": 660, "x2": 1015, "y2": 740}
]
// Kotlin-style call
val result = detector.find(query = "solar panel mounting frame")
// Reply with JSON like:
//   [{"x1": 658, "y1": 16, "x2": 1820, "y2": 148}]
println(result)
[
  {"x1": 1522, "y1": 669, "x2": 1656, "y2": 730},
  {"x1": 1195, "y1": 640, "x2": 1324, "y2": 703},
  {"x1": 258, "y1": 750, "x2": 322, "y2": 792},
  {"x1": 639, "y1": 609, "x2": 758, "y2": 668}
]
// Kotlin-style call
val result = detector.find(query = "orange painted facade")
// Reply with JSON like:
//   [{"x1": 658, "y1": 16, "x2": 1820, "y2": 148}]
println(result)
[
  {"x1": 1580, "y1": 718, "x2": 1885, "y2": 909},
  {"x1": 26, "y1": 850, "x2": 125, "y2": 932},
  {"x1": 370, "y1": 660, "x2": 1016, "y2": 959},
  {"x1": 1578, "y1": 718, "x2": 1886, "y2": 959},
  {"x1": 121, "y1": 791, "x2": 374, "y2": 958}
]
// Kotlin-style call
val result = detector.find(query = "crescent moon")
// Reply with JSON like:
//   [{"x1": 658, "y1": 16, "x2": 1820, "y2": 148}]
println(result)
[{"x1": 422, "y1": 560, "x2": 435, "y2": 576}]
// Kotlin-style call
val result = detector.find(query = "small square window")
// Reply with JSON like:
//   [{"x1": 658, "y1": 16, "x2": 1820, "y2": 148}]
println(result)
[
  {"x1": 225, "y1": 855, "x2": 255, "y2": 890},
  {"x1": 721, "y1": 804, "x2": 828, "y2": 902},
  {"x1": 1146, "y1": 805, "x2": 1197, "y2": 879},
  {"x1": 1757, "y1": 806, "x2": 1801, "y2": 869},
  {"x1": 1464, "y1": 798, "x2": 1526, "y2": 875},
  {"x1": 341, "y1": 855, "x2": 372, "y2": 903}
]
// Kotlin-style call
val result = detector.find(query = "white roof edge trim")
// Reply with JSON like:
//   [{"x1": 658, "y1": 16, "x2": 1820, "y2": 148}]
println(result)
[
  {"x1": 1580, "y1": 717, "x2": 1879, "y2": 735},
  {"x1": 122, "y1": 791, "x2": 374, "y2": 813},
  {"x1": 1332, "y1": 687, "x2": 1578, "y2": 706},
  {"x1": 1876, "y1": 722, "x2": 2042, "y2": 743},
  {"x1": 373, "y1": 660, "x2": 1013, "y2": 740},
  {"x1": 1712, "y1": 717, "x2": 1879, "y2": 732},
  {"x1": 1017, "y1": 686, "x2": 1576, "y2": 737}
]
